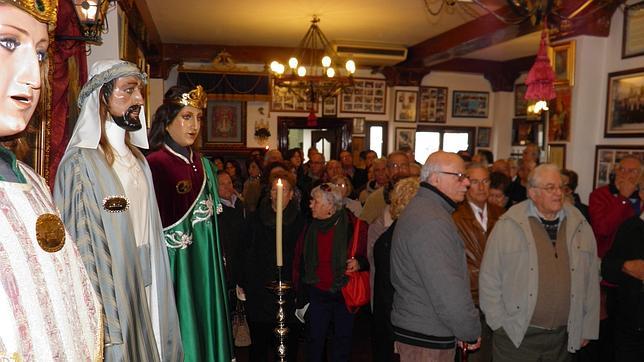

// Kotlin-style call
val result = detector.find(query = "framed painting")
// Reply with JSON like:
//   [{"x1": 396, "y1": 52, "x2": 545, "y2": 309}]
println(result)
[
  {"x1": 352, "y1": 117, "x2": 365, "y2": 135},
  {"x1": 340, "y1": 78, "x2": 387, "y2": 114},
  {"x1": 623, "y1": 1, "x2": 644, "y2": 59},
  {"x1": 395, "y1": 127, "x2": 416, "y2": 150},
  {"x1": 418, "y1": 86, "x2": 448, "y2": 123},
  {"x1": 476, "y1": 127, "x2": 491, "y2": 148},
  {"x1": 593, "y1": 145, "x2": 644, "y2": 189},
  {"x1": 322, "y1": 96, "x2": 337, "y2": 117},
  {"x1": 395, "y1": 90, "x2": 418, "y2": 122},
  {"x1": 452, "y1": 91, "x2": 489, "y2": 118},
  {"x1": 548, "y1": 40, "x2": 575, "y2": 86},
  {"x1": 515, "y1": 84, "x2": 528, "y2": 116},
  {"x1": 547, "y1": 144, "x2": 566, "y2": 169},
  {"x1": 605, "y1": 67, "x2": 644, "y2": 137},
  {"x1": 548, "y1": 86, "x2": 572, "y2": 142},
  {"x1": 512, "y1": 117, "x2": 545, "y2": 147},
  {"x1": 270, "y1": 82, "x2": 315, "y2": 113},
  {"x1": 204, "y1": 100, "x2": 247, "y2": 149}
]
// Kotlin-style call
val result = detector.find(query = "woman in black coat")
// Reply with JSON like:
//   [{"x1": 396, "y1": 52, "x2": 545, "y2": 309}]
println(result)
[{"x1": 240, "y1": 170, "x2": 305, "y2": 361}]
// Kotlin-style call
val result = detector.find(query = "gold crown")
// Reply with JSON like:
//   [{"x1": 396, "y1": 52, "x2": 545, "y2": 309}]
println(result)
[
  {"x1": 0, "y1": 0, "x2": 58, "y2": 27},
  {"x1": 169, "y1": 85, "x2": 207, "y2": 109}
]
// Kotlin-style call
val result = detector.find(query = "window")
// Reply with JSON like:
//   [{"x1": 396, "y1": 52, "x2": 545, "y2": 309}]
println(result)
[
  {"x1": 414, "y1": 126, "x2": 475, "y2": 163},
  {"x1": 365, "y1": 121, "x2": 388, "y2": 158}
]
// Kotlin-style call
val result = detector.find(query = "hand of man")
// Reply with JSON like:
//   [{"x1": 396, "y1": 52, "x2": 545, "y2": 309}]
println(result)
[
  {"x1": 346, "y1": 258, "x2": 359, "y2": 272},
  {"x1": 616, "y1": 178, "x2": 638, "y2": 199},
  {"x1": 458, "y1": 337, "x2": 482, "y2": 351},
  {"x1": 581, "y1": 339, "x2": 589, "y2": 348},
  {"x1": 622, "y1": 259, "x2": 644, "y2": 281}
]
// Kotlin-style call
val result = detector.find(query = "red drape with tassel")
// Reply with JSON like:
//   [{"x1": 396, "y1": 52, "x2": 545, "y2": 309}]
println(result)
[
  {"x1": 524, "y1": 27, "x2": 556, "y2": 102},
  {"x1": 49, "y1": 0, "x2": 88, "y2": 186}
]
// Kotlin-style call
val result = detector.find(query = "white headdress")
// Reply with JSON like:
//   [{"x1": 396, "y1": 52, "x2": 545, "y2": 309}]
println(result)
[{"x1": 66, "y1": 60, "x2": 149, "y2": 151}]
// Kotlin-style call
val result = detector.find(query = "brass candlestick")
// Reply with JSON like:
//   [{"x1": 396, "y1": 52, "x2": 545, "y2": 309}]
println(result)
[{"x1": 267, "y1": 267, "x2": 292, "y2": 362}]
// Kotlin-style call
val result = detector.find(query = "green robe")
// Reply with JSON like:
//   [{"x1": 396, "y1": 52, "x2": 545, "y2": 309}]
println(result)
[{"x1": 164, "y1": 158, "x2": 234, "y2": 362}]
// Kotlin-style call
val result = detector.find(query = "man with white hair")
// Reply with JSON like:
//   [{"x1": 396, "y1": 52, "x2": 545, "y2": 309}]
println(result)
[
  {"x1": 390, "y1": 151, "x2": 480, "y2": 361},
  {"x1": 54, "y1": 60, "x2": 183, "y2": 361},
  {"x1": 479, "y1": 164, "x2": 600, "y2": 361}
]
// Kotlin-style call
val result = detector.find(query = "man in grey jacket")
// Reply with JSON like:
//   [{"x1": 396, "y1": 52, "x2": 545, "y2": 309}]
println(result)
[
  {"x1": 479, "y1": 164, "x2": 600, "y2": 362},
  {"x1": 391, "y1": 151, "x2": 481, "y2": 361}
]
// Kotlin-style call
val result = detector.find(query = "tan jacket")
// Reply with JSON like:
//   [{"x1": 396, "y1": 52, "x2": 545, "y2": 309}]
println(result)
[{"x1": 452, "y1": 201, "x2": 504, "y2": 305}]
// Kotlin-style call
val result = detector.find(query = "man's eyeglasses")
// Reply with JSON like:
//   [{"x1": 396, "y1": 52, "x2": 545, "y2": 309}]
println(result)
[
  {"x1": 534, "y1": 184, "x2": 565, "y2": 193},
  {"x1": 438, "y1": 171, "x2": 469, "y2": 182}
]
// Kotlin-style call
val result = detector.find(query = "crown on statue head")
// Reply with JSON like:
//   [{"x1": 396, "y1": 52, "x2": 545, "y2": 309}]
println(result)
[
  {"x1": 170, "y1": 85, "x2": 208, "y2": 109},
  {"x1": 1, "y1": 0, "x2": 58, "y2": 27}
]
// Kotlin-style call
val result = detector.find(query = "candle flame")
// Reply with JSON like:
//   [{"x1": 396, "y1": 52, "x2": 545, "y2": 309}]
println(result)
[{"x1": 277, "y1": 178, "x2": 283, "y2": 186}]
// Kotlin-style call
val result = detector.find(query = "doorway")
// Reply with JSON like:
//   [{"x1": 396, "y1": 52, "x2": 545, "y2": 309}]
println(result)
[{"x1": 278, "y1": 117, "x2": 352, "y2": 161}]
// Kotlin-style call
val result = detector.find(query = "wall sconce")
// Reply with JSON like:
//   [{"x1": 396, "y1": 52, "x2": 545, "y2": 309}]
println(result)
[{"x1": 57, "y1": 0, "x2": 113, "y2": 44}]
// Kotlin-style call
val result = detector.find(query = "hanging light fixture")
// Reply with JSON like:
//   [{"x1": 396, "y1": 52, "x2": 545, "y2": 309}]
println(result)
[
  {"x1": 56, "y1": 0, "x2": 112, "y2": 44},
  {"x1": 524, "y1": 26, "x2": 556, "y2": 114},
  {"x1": 269, "y1": 16, "x2": 356, "y2": 106}
]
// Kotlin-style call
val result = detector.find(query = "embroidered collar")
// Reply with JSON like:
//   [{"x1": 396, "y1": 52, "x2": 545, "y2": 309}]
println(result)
[{"x1": 164, "y1": 144, "x2": 193, "y2": 164}]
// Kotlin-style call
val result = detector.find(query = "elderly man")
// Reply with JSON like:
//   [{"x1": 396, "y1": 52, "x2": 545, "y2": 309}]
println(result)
[
  {"x1": 360, "y1": 157, "x2": 388, "y2": 203},
  {"x1": 479, "y1": 164, "x2": 600, "y2": 362},
  {"x1": 325, "y1": 159, "x2": 344, "y2": 181},
  {"x1": 360, "y1": 151, "x2": 410, "y2": 224},
  {"x1": 391, "y1": 151, "x2": 480, "y2": 361},
  {"x1": 452, "y1": 164, "x2": 505, "y2": 362},
  {"x1": 340, "y1": 149, "x2": 367, "y2": 189}
]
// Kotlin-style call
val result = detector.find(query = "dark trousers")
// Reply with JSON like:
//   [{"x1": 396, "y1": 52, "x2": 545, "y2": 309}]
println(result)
[
  {"x1": 307, "y1": 287, "x2": 355, "y2": 362},
  {"x1": 492, "y1": 326, "x2": 571, "y2": 362},
  {"x1": 248, "y1": 321, "x2": 301, "y2": 361}
]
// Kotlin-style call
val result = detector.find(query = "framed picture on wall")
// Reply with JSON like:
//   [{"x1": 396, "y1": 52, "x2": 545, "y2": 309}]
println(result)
[
  {"x1": 548, "y1": 40, "x2": 575, "y2": 86},
  {"x1": 395, "y1": 127, "x2": 416, "y2": 150},
  {"x1": 515, "y1": 84, "x2": 527, "y2": 116},
  {"x1": 341, "y1": 78, "x2": 387, "y2": 114},
  {"x1": 353, "y1": 117, "x2": 365, "y2": 135},
  {"x1": 604, "y1": 67, "x2": 644, "y2": 137},
  {"x1": 395, "y1": 90, "x2": 418, "y2": 122},
  {"x1": 547, "y1": 144, "x2": 566, "y2": 169},
  {"x1": 512, "y1": 117, "x2": 544, "y2": 147},
  {"x1": 418, "y1": 86, "x2": 447, "y2": 123},
  {"x1": 622, "y1": 1, "x2": 644, "y2": 58},
  {"x1": 204, "y1": 100, "x2": 247, "y2": 149},
  {"x1": 593, "y1": 145, "x2": 644, "y2": 189},
  {"x1": 452, "y1": 91, "x2": 489, "y2": 118},
  {"x1": 270, "y1": 82, "x2": 316, "y2": 113},
  {"x1": 476, "y1": 127, "x2": 491, "y2": 148},
  {"x1": 548, "y1": 86, "x2": 572, "y2": 142},
  {"x1": 322, "y1": 96, "x2": 337, "y2": 117}
]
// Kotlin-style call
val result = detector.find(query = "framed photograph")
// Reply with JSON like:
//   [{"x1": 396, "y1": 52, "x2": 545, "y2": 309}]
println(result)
[
  {"x1": 395, "y1": 127, "x2": 416, "y2": 150},
  {"x1": 623, "y1": 1, "x2": 644, "y2": 59},
  {"x1": 452, "y1": 91, "x2": 489, "y2": 118},
  {"x1": 548, "y1": 40, "x2": 575, "y2": 87},
  {"x1": 547, "y1": 144, "x2": 566, "y2": 169},
  {"x1": 340, "y1": 78, "x2": 387, "y2": 114},
  {"x1": 605, "y1": 67, "x2": 644, "y2": 137},
  {"x1": 322, "y1": 96, "x2": 337, "y2": 117},
  {"x1": 204, "y1": 100, "x2": 247, "y2": 148},
  {"x1": 476, "y1": 127, "x2": 491, "y2": 148},
  {"x1": 548, "y1": 86, "x2": 572, "y2": 142},
  {"x1": 593, "y1": 145, "x2": 644, "y2": 189},
  {"x1": 515, "y1": 84, "x2": 528, "y2": 116},
  {"x1": 512, "y1": 117, "x2": 545, "y2": 147},
  {"x1": 395, "y1": 90, "x2": 418, "y2": 122},
  {"x1": 270, "y1": 82, "x2": 316, "y2": 113},
  {"x1": 352, "y1": 117, "x2": 365, "y2": 135},
  {"x1": 418, "y1": 86, "x2": 448, "y2": 123}
]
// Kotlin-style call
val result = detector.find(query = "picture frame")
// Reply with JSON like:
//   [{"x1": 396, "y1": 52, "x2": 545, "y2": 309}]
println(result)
[
  {"x1": 548, "y1": 40, "x2": 575, "y2": 87},
  {"x1": 476, "y1": 127, "x2": 491, "y2": 148},
  {"x1": 395, "y1": 127, "x2": 416, "y2": 150},
  {"x1": 270, "y1": 81, "x2": 316, "y2": 113},
  {"x1": 548, "y1": 86, "x2": 572, "y2": 142},
  {"x1": 514, "y1": 84, "x2": 528, "y2": 117},
  {"x1": 604, "y1": 67, "x2": 644, "y2": 137},
  {"x1": 418, "y1": 86, "x2": 448, "y2": 123},
  {"x1": 204, "y1": 100, "x2": 247, "y2": 149},
  {"x1": 547, "y1": 144, "x2": 566, "y2": 170},
  {"x1": 394, "y1": 90, "x2": 418, "y2": 122},
  {"x1": 512, "y1": 117, "x2": 545, "y2": 147},
  {"x1": 452, "y1": 91, "x2": 489, "y2": 118},
  {"x1": 593, "y1": 145, "x2": 644, "y2": 189},
  {"x1": 341, "y1": 78, "x2": 387, "y2": 114},
  {"x1": 622, "y1": 1, "x2": 644, "y2": 59},
  {"x1": 352, "y1": 117, "x2": 365, "y2": 135},
  {"x1": 322, "y1": 96, "x2": 337, "y2": 117}
]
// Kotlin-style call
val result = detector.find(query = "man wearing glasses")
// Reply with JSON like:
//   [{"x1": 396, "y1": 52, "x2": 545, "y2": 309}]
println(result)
[
  {"x1": 390, "y1": 151, "x2": 481, "y2": 361},
  {"x1": 480, "y1": 164, "x2": 599, "y2": 361}
]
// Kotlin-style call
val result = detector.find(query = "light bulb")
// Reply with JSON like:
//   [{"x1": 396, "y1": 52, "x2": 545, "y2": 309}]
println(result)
[
  {"x1": 270, "y1": 61, "x2": 280, "y2": 73},
  {"x1": 297, "y1": 66, "x2": 307, "y2": 77},
  {"x1": 533, "y1": 100, "x2": 549, "y2": 113},
  {"x1": 345, "y1": 59, "x2": 356, "y2": 74},
  {"x1": 321, "y1": 55, "x2": 332, "y2": 67},
  {"x1": 288, "y1": 57, "x2": 298, "y2": 69},
  {"x1": 276, "y1": 63, "x2": 285, "y2": 75},
  {"x1": 326, "y1": 67, "x2": 335, "y2": 78}
]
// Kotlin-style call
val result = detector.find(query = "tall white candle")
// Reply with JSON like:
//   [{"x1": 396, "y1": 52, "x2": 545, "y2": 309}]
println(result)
[{"x1": 276, "y1": 178, "x2": 284, "y2": 267}]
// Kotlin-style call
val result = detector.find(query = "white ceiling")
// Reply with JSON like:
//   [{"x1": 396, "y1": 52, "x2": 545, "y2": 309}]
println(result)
[{"x1": 145, "y1": 0, "x2": 537, "y2": 61}]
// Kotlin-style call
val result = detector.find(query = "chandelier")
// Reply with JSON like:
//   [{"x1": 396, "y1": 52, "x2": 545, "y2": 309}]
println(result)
[{"x1": 269, "y1": 16, "x2": 356, "y2": 104}]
